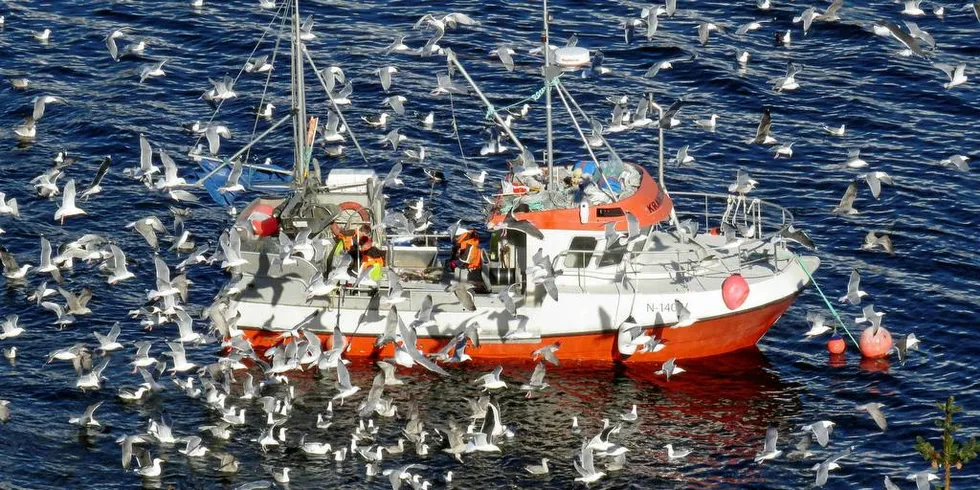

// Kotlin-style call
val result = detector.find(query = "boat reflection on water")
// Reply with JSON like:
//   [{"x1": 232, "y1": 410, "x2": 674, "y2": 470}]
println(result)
[{"x1": 225, "y1": 347, "x2": 804, "y2": 488}]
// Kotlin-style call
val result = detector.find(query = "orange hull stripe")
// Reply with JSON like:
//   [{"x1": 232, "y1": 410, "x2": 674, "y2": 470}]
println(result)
[{"x1": 240, "y1": 295, "x2": 797, "y2": 364}]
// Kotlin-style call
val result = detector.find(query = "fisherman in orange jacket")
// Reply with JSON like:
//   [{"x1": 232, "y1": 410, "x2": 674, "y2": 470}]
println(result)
[{"x1": 451, "y1": 228, "x2": 482, "y2": 271}]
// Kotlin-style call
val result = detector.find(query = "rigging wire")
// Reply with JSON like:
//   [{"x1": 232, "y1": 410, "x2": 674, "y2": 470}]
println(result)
[
  {"x1": 303, "y1": 50, "x2": 369, "y2": 166},
  {"x1": 244, "y1": 1, "x2": 291, "y2": 166},
  {"x1": 191, "y1": 0, "x2": 289, "y2": 154}
]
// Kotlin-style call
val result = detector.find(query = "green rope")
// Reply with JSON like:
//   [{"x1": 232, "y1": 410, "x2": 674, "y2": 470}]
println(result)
[
  {"x1": 796, "y1": 256, "x2": 860, "y2": 348},
  {"x1": 484, "y1": 79, "x2": 554, "y2": 120}
]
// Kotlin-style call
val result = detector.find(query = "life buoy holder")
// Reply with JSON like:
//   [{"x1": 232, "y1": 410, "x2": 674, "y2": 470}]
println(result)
[{"x1": 330, "y1": 201, "x2": 370, "y2": 236}]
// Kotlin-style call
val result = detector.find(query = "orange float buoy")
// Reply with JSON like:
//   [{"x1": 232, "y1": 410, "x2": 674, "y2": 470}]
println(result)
[
  {"x1": 722, "y1": 273, "x2": 750, "y2": 310},
  {"x1": 827, "y1": 333, "x2": 846, "y2": 354},
  {"x1": 859, "y1": 326, "x2": 893, "y2": 359}
]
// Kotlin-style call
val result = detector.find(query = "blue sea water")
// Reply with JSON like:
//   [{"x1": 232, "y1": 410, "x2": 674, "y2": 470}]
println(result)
[{"x1": 1, "y1": 0, "x2": 979, "y2": 488}]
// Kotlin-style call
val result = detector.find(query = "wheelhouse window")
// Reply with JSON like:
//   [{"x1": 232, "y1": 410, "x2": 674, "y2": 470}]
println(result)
[
  {"x1": 564, "y1": 237, "x2": 598, "y2": 268},
  {"x1": 598, "y1": 248, "x2": 626, "y2": 268}
]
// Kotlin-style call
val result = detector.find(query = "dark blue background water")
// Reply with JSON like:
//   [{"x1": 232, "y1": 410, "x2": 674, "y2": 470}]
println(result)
[{"x1": 1, "y1": 0, "x2": 979, "y2": 488}]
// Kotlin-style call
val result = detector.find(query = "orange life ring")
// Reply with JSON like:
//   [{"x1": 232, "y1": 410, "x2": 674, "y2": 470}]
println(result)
[{"x1": 330, "y1": 201, "x2": 370, "y2": 236}]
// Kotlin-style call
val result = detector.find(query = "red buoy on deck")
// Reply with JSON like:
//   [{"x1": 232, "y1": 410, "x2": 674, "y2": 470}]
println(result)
[
  {"x1": 827, "y1": 333, "x2": 846, "y2": 354},
  {"x1": 722, "y1": 273, "x2": 750, "y2": 310},
  {"x1": 858, "y1": 326, "x2": 893, "y2": 359},
  {"x1": 249, "y1": 203, "x2": 279, "y2": 237}
]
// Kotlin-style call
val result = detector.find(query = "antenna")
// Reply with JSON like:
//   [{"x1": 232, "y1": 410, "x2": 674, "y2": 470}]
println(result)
[
  {"x1": 290, "y1": 0, "x2": 308, "y2": 186},
  {"x1": 543, "y1": 0, "x2": 554, "y2": 189}
]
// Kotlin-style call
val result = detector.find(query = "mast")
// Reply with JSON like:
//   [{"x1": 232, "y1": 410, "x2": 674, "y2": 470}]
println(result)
[
  {"x1": 290, "y1": 0, "x2": 308, "y2": 186},
  {"x1": 543, "y1": 0, "x2": 554, "y2": 189}
]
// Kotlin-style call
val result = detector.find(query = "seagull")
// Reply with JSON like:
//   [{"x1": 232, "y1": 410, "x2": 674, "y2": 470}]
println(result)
[
  {"x1": 749, "y1": 107, "x2": 777, "y2": 144},
  {"x1": 736, "y1": 19, "x2": 770, "y2": 36},
  {"x1": 812, "y1": 447, "x2": 852, "y2": 486},
  {"x1": 383, "y1": 35, "x2": 412, "y2": 55},
  {"x1": 466, "y1": 170, "x2": 487, "y2": 188},
  {"x1": 939, "y1": 154, "x2": 970, "y2": 171},
  {"x1": 936, "y1": 63, "x2": 968, "y2": 89},
  {"x1": 902, "y1": 0, "x2": 926, "y2": 16},
  {"x1": 728, "y1": 169, "x2": 758, "y2": 194},
  {"x1": 13, "y1": 119, "x2": 36, "y2": 140},
  {"x1": 32, "y1": 95, "x2": 66, "y2": 121},
  {"x1": 906, "y1": 471, "x2": 939, "y2": 490},
  {"x1": 299, "y1": 15, "x2": 316, "y2": 41},
  {"x1": 773, "y1": 63, "x2": 803, "y2": 92},
  {"x1": 106, "y1": 29, "x2": 126, "y2": 61},
  {"x1": 859, "y1": 171, "x2": 894, "y2": 199},
  {"x1": 855, "y1": 304, "x2": 887, "y2": 334},
  {"x1": 755, "y1": 426, "x2": 782, "y2": 463},
  {"x1": 0, "y1": 315, "x2": 23, "y2": 340},
  {"x1": 474, "y1": 366, "x2": 508, "y2": 391},
  {"x1": 793, "y1": 7, "x2": 819, "y2": 34},
  {"x1": 620, "y1": 405, "x2": 639, "y2": 422},
  {"x1": 695, "y1": 114, "x2": 718, "y2": 132},
  {"x1": 839, "y1": 269, "x2": 869, "y2": 305},
  {"x1": 218, "y1": 159, "x2": 244, "y2": 193},
  {"x1": 894, "y1": 333, "x2": 921, "y2": 362},
  {"x1": 518, "y1": 362, "x2": 549, "y2": 397},
  {"x1": 857, "y1": 402, "x2": 888, "y2": 431},
  {"x1": 831, "y1": 181, "x2": 859, "y2": 215},
  {"x1": 525, "y1": 458, "x2": 550, "y2": 475},
  {"x1": 696, "y1": 22, "x2": 721, "y2": 46},
  {"x1": 54, "y1": 180, "x2": 86, "y2": 224},
  {"x1": 244, "y1": 54, "x2": 273, "y2": 73},
  {"x1": 880, "y1": 21, "x2": 929, "y2": 58},
  {"x1": 574, "y1": 439, "x2": 606, "y2": 483},
  {"x1": 773, "y1": 142, "x2": 794, "y2": 159},
  {"x1": 139, "y1": 60, "x2": 167, "y2": 84},
  {"x1": 493, "y1": 44, "x2": 516, "y2": 71},
  {"x1": 69, "y1": 401, "x2": 104, "y2": 427},
  {"x1": 665, "y1": 443, "x2": 692, "y2": 461},
  {"x1": 531, "y1": 342, "x2": 561, "y2": 366},
  {"x1": 862, "y1": 231, "x2": 895, "y2": 255},
  {"x1": 674, "y1": 145, "x2": 695, "y2": 166},
  {"x1": 332, "y1": 358, "x2": 361, "y2": 403},
  {"x1": 803, "y1": 312, "x2": 832, "y2": 338},
  {"x1": 33, "y1": 29, "x2": 51, "y2": 42},
  {"x1": 94, "y1": 323, "x2": 124, "y2": 353},
  {"x1": 823, "y1": 124, "x2": 846, "y2": 137},
  {"x1": 656, "y1": 358, "x2": 685, "y2": 380},
  {"x1": 801, "y1": 420, "x2": 836, "y2": 447},
  {"x1": 206, "y1": 125, "x2": 232, "y2": 156},
  {"x1": 845, "y1": 149, "x2": 868, "y2": 168},
  {"x1": 165, "y1": 341, "x2": 197, "y2": 374},
  {"x1": 80, "y1": 156, "x2": 111, "y2": 200},
  {"x1": 383, "y1": 95, "x2": 407, "y2": 116},
  {"x1": 381, "y1": 128, "x2": 407, "y2": 151}
]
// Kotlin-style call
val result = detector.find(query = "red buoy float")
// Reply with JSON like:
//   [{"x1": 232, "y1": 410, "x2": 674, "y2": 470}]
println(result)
[
  {"x1": 827, "y1": 333, "x2": 846, "y2": 354},
  {"x1": 858, "y1": 326, "x2": 893, "y2": 359},
  {"x1": 721, "y1": 273, "x2": 750, "y2": 310},
  {"x1": 248, "y1": 203, "x2": 279, "y2": 237}
]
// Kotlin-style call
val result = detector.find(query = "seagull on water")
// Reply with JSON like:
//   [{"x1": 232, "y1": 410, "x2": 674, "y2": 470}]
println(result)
[
  {"x1": 665, "y1": 443, "x2": 692, "y2": 461},
  {"x1": 773, "y1": 142, "x2": 794, "y2": 159}
]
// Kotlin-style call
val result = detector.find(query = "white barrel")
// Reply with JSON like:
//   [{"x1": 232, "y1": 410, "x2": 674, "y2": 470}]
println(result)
[{"x1": 553, "y1": 46, "x2": 591, "y2": 69}]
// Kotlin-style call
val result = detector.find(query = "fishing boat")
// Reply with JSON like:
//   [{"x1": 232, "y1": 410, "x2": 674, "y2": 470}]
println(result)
[{"x1": 206, "y1": 0, "x2": 820, "y2": 364}]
